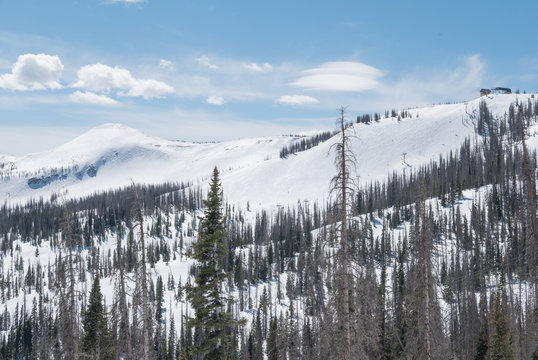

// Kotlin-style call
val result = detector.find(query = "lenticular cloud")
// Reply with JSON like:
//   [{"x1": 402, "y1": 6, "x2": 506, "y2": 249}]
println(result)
[{"x1": 291, "y1": 61, "x2": 384, "y2": 92}]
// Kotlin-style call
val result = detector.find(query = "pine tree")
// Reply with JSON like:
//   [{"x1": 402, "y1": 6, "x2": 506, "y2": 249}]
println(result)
[
  {"x1": 167, "y1": 318, "x2": 176, "y2": 360},
  {"x1": 487, "y1": 293, "x2": 515, "y2": 360},
  {"x1": 186, "y1": 167, "x2": 242, "y2": 359},
  {"x1": 154, "y1": 275, "x2": 166, "y2": 359},
  {"x1": 267, "y1": 317, "x2": 278, "y2": 360},
  {"x1": 82, "y1": 274, "x2": 115, "y2": 359},
  {"x1": 473, "y1": 319, "x2": 488, "y2": 360}
]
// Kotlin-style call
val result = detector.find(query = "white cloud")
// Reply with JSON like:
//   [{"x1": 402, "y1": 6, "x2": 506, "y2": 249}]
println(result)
[
  {"x1": 277, "y1": 95, "x2": 318, "y2": 105},
  {"x1": 245, "y1": 62, "x2": 273, "y2": 72},
  {"x1": 0, "y1": 54, "x2": 63, "y2": 91},
  {"x1": 291, "y1": 61, "x2": 384, "y2": 92},
  {"x1": 73, "y1": 63, "x2": 173, "y2": 99},
  {"x1": 73, "y1": 63, "x2": 130, "y2": 91},
  {"x1": 159, "y1": 59, "x2": 174, "y2": 70},
  {"x1": 122, "y1": 79, "x2": 174, "y2": 98},
  {"x1": 206, "y1": 95, "x2": 225, "y2": 105},
  {"x1": 196, "y1": 56, "x2": 218, "y2": 70},
  {"x1": 69, "y1": 91, "x2": 118, "y2": 106}
]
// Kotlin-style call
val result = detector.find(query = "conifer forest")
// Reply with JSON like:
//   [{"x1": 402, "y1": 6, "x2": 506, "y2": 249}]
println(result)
[{"x1": 0, "y1": 98, "x2": 537, "y2": 360}]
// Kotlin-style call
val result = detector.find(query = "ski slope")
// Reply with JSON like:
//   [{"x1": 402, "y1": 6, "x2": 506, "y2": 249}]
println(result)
[{"x1": 0, "y1": 94, "x2": 535, "y2": 211}]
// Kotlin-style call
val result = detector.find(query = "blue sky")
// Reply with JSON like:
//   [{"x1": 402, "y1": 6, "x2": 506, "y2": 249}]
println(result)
[{"x1": 1, "y1": 0, "x2": 537, "y2": 155}]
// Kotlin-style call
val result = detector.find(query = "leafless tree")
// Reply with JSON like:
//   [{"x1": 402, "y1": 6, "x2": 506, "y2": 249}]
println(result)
[
  {"x1": 133, "y1": 186, "x2": 152, "y2": 359},
  {"x1": 328, "y1": 107, "x2": 357, "y2": 360},
  {"x1": 520, "y1": 118, "x2": 538, "y2": 357},
  {"x1": 113, "y1": 220, "x2": 133, "y2": 359},
  {"x1": 58, "y1": 204, "x2": 81, "y2": 359}
]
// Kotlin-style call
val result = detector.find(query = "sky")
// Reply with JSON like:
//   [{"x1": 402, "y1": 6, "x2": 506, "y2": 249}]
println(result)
[{"x1": 1, "y1": 0, "x2": 537, "y2": 156}]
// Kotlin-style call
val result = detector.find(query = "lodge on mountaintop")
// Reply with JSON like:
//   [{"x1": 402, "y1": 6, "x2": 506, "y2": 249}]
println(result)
[{"x1": 481, "y1": 87, "x2": 512, "y2": 96}]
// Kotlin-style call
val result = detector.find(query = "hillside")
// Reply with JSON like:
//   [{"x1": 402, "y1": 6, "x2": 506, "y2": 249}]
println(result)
[
  {"x1": 1, "y1": 94, "x2": 533, "y2": 210},
  {"x1": 0, "y1": 93, "x2": 537, "y2": 359}
]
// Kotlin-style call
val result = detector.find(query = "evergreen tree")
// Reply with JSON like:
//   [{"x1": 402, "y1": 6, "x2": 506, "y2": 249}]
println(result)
[
  {"x1": 154, "y1": 275, "x2": 166, "y2": 358},
  {"x1": 81, "y1": 274, "x2": 115, "y2": 359},
  {"x1": 186, "y1": 167, "x2": 242, "y2": 359},
  {"x1": 487, "y1": 293, "x2": 515, "y2": 360},
  {"x1": 267, "y1": 317, "x2": 278, "y2": 360},
  {"x1": 473, "y1": 320, "x2": 488, "y2": 360}
]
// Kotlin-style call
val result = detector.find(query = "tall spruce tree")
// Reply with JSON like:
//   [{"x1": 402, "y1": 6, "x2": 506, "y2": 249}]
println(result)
[
  {"x1": 82, "y1": 274, "x2": 115, "y2": 359},
  {"x1": 186, "y1": 167, "x2": 241, "y2": 359},
  {"x1": 267, "y1": 317, "x2": 278, "y2": 360},
  {"x1": 487, "y1": 293, "x2": 515, "y2": 360}
]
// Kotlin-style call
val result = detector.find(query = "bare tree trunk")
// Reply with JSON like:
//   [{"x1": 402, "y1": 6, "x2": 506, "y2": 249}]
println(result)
[
  {"x1": 421, "y1": 202, "x2": 432, "y2": 360},
  {"x1": 521, "y1": 125, "x2": 537, "y2": 287},
  {"x1": 60, "y1": 207, "x2": 80, "y2": 359},
  {"x1": 68, "y1": 238, "x2": 80, "y2": 360},
  {"x1": 520, "y1": 122, "x2": 538, "y2": 358},
  {"x1": 339, "y1": 108, "x2": 352, "y2": 360},
  {"x1": 134, "y1": 189, "x2": 152, "y2": 359},
  {"x1": 330, "y1": 107, "x2": 355, "y2": 360},
  {"x1": 116, "y1": 228, "x2": 133, "y2": 359}
]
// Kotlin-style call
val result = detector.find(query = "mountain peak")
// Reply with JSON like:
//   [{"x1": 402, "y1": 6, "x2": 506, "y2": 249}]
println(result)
[
  {"x1": 59, "y1": 123, "x2": 163, "y2": 152},
  {"x1": 78, "y1": 122, "x2": 150, "y2": 139},
  {"x1": 7, "y1": 123, "x2": 167, "y2": 177},
  {"x1": 91, "y1": 122, "x2": 135, "y2": 131}
]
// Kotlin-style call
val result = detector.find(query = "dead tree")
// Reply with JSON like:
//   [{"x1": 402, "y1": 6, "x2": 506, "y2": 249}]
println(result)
[
  {"x1": 58, "y1": 205, "x2": 81, "y2": 359},
  {"x1": 329, "y1": 106, "x2": 357, "y2": 360},
  {"x1": 133, "y1": 186, "x2": 152, "y2": 359},
  {"x1": 115, "y1": 221, "x2": 133, "y2": 359},
  {"x1": 419, "y1": 200, "x2": 432, "y2": 360},
  {"x1": 520, "y1": 118, "x2": 538, "y2": 357},
  {"x1": 520, "y1": 122, "x2": 537, "y2": 284},
  {"x1": 406, "y1": 193, "x2": 446, "y2": 359}
]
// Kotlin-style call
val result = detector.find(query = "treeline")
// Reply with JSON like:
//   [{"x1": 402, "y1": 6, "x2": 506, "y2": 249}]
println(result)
[
  {"x1": 356, "y1": 108, "x2": 415, "y2": 124},
  {"x1": 0, "y1": 181, "x2": 201, "y2": 248},
  {"x1": 279, "y1": 131, "x2": 335, "y2": 158}
]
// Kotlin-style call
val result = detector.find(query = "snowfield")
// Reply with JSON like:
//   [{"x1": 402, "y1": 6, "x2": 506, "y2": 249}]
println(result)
[{"x1": 2, "y1": 94, "x2": 535, "y2": 213}]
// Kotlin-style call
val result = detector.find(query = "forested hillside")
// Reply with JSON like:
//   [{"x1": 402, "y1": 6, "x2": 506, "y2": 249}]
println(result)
[{"x1": 0, "y1": 95, "x2": 537, "y2": 359}]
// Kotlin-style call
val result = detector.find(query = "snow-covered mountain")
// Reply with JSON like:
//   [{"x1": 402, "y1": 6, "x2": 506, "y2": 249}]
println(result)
[
  {"x1": 2, "y1": 94, "x2": 534, "y2": 211},
  {"x1": 1, "y1": 93, "x2": 537, "y2": 358}
]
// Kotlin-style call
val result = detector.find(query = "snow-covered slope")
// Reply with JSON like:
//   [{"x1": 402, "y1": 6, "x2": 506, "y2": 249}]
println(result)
[
  {"x1": 1, "y1": 94, "x2": 535, "y2": 210},
  {"x1": 1, "y1": 93, "x2": 537, "y2": 358}
]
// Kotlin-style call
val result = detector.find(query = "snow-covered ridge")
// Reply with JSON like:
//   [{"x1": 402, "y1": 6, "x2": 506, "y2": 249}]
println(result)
[{"x1": 1, "y1": 94, "x2": 536, "y2": 210}]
